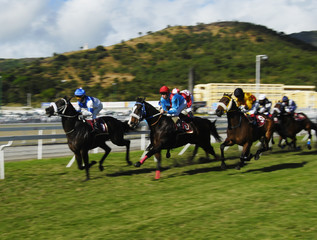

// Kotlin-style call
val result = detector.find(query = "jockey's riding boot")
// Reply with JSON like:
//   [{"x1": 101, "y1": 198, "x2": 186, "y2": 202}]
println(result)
[{"x1": 91, "y1": 120, "x2": 101, "y2": 134}]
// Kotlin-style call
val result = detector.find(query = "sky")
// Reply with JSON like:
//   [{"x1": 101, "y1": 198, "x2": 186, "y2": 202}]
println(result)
[{"x1": 0, "y1": 0, "x2": 316, "y2": 59}]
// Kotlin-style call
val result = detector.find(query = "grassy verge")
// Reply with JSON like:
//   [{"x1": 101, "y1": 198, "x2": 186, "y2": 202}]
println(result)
[{"x1": 0, "y1": 142, "x2": 316, "y2": 240}]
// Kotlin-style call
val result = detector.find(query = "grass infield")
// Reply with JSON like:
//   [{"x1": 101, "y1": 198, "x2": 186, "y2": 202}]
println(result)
[{"x1": 0, "y1": 141, "x2": 316, "y2": 240}]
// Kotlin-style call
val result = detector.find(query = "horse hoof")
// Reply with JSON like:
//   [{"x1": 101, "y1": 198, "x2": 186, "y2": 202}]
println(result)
[
  {"x1": 307, "y1": 145, "x2": 312, "y2": 150},
  {"x1": 127, "y1": 161, "x2": 132, "y2": 166},
  {"x1": 91, "y1": 161, "x2": 97, "y2": 165},
  {"x1": 235, "y1": 165, "x2": 241, "y2": 170},
  {"x1": 166, "y1": 152, "x2": 171, "y2": 158},
  {"x1": 254, "y1": 154, "x2": 260, "y2": 160},
  {"x1": 221, "y1": 163, "x2": 227, "y2": 170},
  {"x1": 134, "y1": 161, "x2": 142, "y2": 167},
  {"x1": 99, "y1": 165, "x2": 104, "y2": 171}
]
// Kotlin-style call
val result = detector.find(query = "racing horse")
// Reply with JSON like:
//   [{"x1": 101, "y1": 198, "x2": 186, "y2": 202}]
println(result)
[
  {"x1": 272, "y1": 102, "x2": 317, "y2": 150},
  {"x1": 215, "y1": 93, "x2": 274, "y2": 170},
  {"x1": 45, "y1": 97, "x2": 131, "y2": 180},
  {"x1": 128, "y1": 97, "x2": 222, "y2": 179}
]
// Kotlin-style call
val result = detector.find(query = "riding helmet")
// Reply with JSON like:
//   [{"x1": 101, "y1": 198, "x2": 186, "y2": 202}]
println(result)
[
  {"x1": 75, "y1": 88, "x2": 86, "y2": 97},
  {"x1": 172, "y1": 88, "x2": 180, "y2": 94},
  {"x1": 159, "y1": 86, "x2": 170, "y2": 94},
  {"x1": 282, "y1": 96, "x2": 289, "y2": 102},
  {"x1": 234, "y1": 88, "x2": 244, "y2": 98},
  {"x1": 258, "y1": 94, "x2": 266, "y2": 101}
]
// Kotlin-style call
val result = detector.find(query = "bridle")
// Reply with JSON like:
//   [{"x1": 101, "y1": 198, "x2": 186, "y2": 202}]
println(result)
[
  {"x1": 129, "y1": 101, "x2": 162, "y2": 127},
  {"x1": 217, "y1": 95, "x2": 233, "y2": 113},
  {"x1": 49, "y1": 98, "x2": 78, "y2": 118}
]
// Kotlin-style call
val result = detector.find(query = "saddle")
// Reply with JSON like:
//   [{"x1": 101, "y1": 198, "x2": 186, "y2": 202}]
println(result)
[
  {"x1": 245, "y1": 114, "x2": 266, "y2": 127},
  {"x1": 294, "y1": 113, "x2": 307, "y2": 121},
  {"x1": 176, "y1": 119, "x2": 193, "y2": 134},
  {"x1": 86, "y1": 118, "x2": 109, "y2": 134},
  {"x1": 171, "y1": 116, "x2": 193, "y2": 134}
]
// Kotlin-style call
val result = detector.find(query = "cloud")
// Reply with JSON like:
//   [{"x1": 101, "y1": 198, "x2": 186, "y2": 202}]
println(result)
[{"x1": 0, "y1": 0, "x2": 316, "y2": 59}]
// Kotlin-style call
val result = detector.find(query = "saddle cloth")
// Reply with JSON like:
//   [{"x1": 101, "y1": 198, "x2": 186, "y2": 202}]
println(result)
[
  {"x1": 255, "y1": 115, "x2": 266, "y2": 127},
  {"x1": 294, "y1": 113, "x2": 307, "y2": 121},
  {"x1": 86, "y1": 119, "x2": 109, "y2": 133}
]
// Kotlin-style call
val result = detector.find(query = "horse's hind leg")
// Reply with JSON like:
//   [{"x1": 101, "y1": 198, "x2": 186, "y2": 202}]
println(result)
[
  {"x1": 112, "y1": 138, "x2": 131, "y2": 165},
  {"x1": 304, "y1": 123, "x2": 313, "y2": 150},
  {"x1": 98, "y1": 143, "x2": 111, "y2": 171},
  {"x1": 188, "y1": 145, "x2": 199, "y2": 163}
]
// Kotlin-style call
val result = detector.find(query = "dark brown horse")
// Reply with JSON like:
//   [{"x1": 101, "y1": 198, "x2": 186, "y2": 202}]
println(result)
[
  {"x1": 215, "y1": 93, "x2": 274, "y2": 170},
  {"x1": 45, "y1": 97, "x2": 131, "y2": 180},
  {"x1": 128, "y1": 97, "x2": 222, "y2": 179},
  {"x1": 272, "y1": 102, "x2": 317, "y2": 150}
]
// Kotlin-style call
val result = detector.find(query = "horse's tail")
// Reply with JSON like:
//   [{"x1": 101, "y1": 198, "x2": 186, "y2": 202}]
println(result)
[{"x1": 207, "y1": 119, "x2": 222, "y2": 142}]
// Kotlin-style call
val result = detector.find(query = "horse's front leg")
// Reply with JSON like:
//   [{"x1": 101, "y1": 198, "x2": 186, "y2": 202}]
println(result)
[
  {"x1": 134, "y1": 147, "x2": 158, "y2": 167},
  {"x1": 238, "y1": 143, "x2": 252, "y2": 170},
  {"x1": 154, "y1": 152, "x2": 162, "y2": 180},
  {"x1": 81, "y1": 149, "x2": 96, "y2": 180},
  {"x1": 220, "y1": 139, "x2": 234, "y2": 170}
]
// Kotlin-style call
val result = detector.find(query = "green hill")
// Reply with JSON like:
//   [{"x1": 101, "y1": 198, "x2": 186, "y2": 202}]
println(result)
[
  {"x1": 0, "y1": 21, "x2": 317, "y2": 107},
  {"x1": 289, "y1": 31, "x2": 317, "y2": 47}
]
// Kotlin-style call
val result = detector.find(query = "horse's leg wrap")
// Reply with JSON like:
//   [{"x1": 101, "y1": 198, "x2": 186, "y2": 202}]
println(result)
[
  {"x1": 155, "y1": 170, "x2": 160, "y2": 179},
  {"x1": 140, "y1": 155, "x2": 148, "y2": 164}
]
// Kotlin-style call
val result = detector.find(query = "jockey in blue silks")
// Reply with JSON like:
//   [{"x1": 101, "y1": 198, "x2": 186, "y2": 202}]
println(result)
[
  {"x1": 281, "y1": 96, "x2": 297, "y2": 115},
  {"x1": 167, "y1": 88, "x2": 187, "y2": 116},
  {"x1": 159, "y1": 85, "x2": 172, "y2": 113},
  {"x1": 159, "y1": 86, "x2": 191, "y2": 132},
  {"x1": 74, "y1": 88, "x2": 103, "y2": 133}
]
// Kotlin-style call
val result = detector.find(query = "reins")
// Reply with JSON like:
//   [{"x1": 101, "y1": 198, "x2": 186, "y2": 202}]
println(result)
[{"x1": 132, "y1": 101, "x2": 163, "y2": 126}]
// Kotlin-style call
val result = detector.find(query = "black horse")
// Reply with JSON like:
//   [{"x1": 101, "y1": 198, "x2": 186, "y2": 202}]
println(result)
[
  {"x1": 128, "y1": 97, "x2": 222, "y2": 179},
  {"x1": 272, "y1": 102, "x2": 317, "y2": 150},
  {"x1": 215, "y1": 93, "x2": 274, "y2": 170},
  {"x1": 45, "y1": 97, "x2": 131, "y2": 180}
]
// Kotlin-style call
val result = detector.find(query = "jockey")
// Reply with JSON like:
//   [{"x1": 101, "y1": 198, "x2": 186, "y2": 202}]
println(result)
[
  {"x1": 180, "y1": 89, "x2": 194, "y2": 118},
  {"x1": 234, "y1": 87, "x2": 257, "y2": 125},
  {"x1": 160, "y1": 87, "x2": 191, "y2": 132},
  {"x1": 163, "y1": 88, "x2": 187, "y2": 116},
  {"x1": 169, "y1": 88, "x2": 194, "y2": 118},
  {"x1": 281, "y1": 96, "x2": 297, "y2": 115},
  {"x1": 74, "y1": 88, "x2": 103, "y2": 133},
  {"x1": 159, "y1": 85, "x2": 172, "y2": 113},
  {"x1": 255, "y1": 94, "x2": 272, "y2": 116}
]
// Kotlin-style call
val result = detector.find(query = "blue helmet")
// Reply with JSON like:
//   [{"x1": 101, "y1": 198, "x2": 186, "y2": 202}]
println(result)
[
  {"x1": 74, "y1": 88, "x2": 86, "y2": 96},
  {"x1": 282, "y1": 96, "x2": 288, "y2": 102}
]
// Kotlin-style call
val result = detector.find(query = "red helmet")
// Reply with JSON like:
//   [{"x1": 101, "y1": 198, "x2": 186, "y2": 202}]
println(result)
[{"x1": 159, "y1": 86, "x2": 170, "y2": 94}]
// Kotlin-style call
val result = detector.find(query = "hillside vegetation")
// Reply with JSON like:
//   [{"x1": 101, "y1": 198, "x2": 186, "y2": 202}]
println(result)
[{"x1": 0, "y1": 21, "x2": 317, "y2": 106}]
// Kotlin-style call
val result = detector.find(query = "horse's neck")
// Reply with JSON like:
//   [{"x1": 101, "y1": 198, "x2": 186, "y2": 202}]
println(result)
[
  {"x1": 144, "y1": 102, "x2": 161, "y2": 126},
  {"x1": 227, "y1": 111, "x2": 243, "y2": 124},
  {"x1": 61, "y1": 107, "x2": 80, "y2": 133}
]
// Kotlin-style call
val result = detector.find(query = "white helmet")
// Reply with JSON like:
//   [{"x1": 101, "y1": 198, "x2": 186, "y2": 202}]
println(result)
[
  {"x1": 172, "y1": 88, "x2": 180, "y2": 94},
  {"x1": 259, "y1": 94, "x2": 266, "y2": 100}
]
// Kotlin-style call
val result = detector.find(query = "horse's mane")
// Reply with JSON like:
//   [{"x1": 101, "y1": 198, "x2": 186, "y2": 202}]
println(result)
[{"x1": 136, "y1": 97, "x2": 159, "y2": 114}]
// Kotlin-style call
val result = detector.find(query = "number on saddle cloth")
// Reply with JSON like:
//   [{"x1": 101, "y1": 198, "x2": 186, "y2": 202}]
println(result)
[{"x1": 255, "y1": 115, "x2": 266, "y2": 127}]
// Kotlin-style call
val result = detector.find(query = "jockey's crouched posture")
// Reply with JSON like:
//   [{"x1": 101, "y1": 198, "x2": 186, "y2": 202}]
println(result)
[
  {"x1": 233, "y1": 87, "x2": 258, "y2": 125},
  {"x1": 74, "y1": 88, "x2": 103, "y2": 133},
  {"x1": 159, "y1": 86, "x2": 192, "y2": 133}
]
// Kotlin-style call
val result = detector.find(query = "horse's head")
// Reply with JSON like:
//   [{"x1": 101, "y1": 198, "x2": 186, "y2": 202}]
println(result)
[
  {"x1": 45, "y1": 96, "x2": 72, "y2": 117},
  {"x1": 272, "y1": 102, "x2": 284, "y2": 117},
  {"x1": 215, "y1": 93, "x2": 234, "y2": 117},
  {"x1": 128, "y1": 97, "x2": 146, "y2": 128}
]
